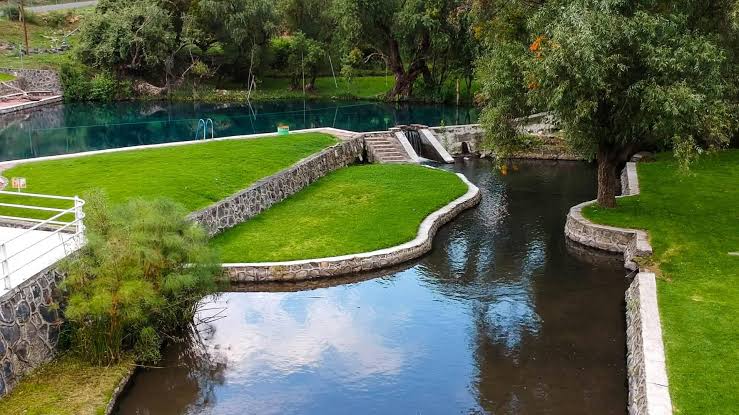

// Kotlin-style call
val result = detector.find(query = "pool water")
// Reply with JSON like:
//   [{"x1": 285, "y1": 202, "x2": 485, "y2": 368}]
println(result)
[
  {"x1": 116, "y1": 159, "x2": 628, "y2": 415},
  {"x1": 0, "y1": 100, "x2": 478, "y2": 161}
]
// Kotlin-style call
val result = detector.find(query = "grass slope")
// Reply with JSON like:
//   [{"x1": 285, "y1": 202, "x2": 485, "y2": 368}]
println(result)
[
  {"x1": 584, "y1": 150, "x2": 739, "y2": 414},
  {"x1": 211, "y1": 164, "x2": 468, "y2": 262},
  {"x1": 0, "y1": 133, "x2": 337, "y2": 217},
  {"x1": 0, "y1": 354, "x2": 132, "y2": 415}
]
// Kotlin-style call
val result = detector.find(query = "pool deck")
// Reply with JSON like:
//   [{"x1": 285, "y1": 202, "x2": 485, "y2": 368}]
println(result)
[{"x1": 0, "y1": 95, "x2": 63, "y2": 115}]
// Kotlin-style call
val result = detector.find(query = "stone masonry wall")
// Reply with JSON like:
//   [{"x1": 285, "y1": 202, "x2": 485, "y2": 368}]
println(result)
[
  {"x1": 189, "y1": 136, "x2": 364, "y2": 236},
  {"x1": 625, "y1": 273, "x2": 673, "y2": 415},
  {"x1": 224, "y1": 173, "x2": 481, "y2": 282},
  {"x1": 0, "y1": 68, "x2": 62, "y2": 95},
  {"x1": 0, "y1": 265, "x2": 64, "y2": 397},
  {"x1": 564, "y1": 162, "x2": 651, "y2": 270}
]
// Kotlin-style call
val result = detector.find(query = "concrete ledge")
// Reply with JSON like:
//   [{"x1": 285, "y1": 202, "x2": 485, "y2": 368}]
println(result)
[
  {"x1": 626, "y1": 273, "x2": 673, "y2": 415},
  {"x1": 564, "y1": 162, "x2": 651, "y2": 270},
  {"x1": 223, "y1": 172, "x2": 481, "y2": 282},
  {"x1": 565, "y1": 161, "x2": 672, "y2": 415},
  {"x1": 104, "y1": 366, "x2": 135, "y2": 415}
]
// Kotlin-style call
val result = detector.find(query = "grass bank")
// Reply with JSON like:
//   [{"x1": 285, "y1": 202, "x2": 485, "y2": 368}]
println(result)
[
  {"x1": 172, "y1": 75, "x2": 396, "y2": 102},
  {"x1": 0, "y1": 132, "x2": 337, "y2": 217},
  {"x1": 584, "y1": 150, "x2": 738, "y2": 414},
  {"x1": 212, "y1": 164, "x2": 468, "y2": 262},
  {"x1": 0, "y1": 354, "x2": 132, "y2": 415}
]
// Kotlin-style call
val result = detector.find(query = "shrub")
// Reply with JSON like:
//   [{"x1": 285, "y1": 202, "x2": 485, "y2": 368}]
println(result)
[
  {"x1": 60, "y1": 192, "x2": 220, "y2": 364},
  {"x1": 1, "y1": 4, "x2": 38, "y2": 24}
]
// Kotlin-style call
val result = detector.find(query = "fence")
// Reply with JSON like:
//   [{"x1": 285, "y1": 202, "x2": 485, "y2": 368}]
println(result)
[{"x1": 0, "y1": 190, "x2": 84, "y2": 291}]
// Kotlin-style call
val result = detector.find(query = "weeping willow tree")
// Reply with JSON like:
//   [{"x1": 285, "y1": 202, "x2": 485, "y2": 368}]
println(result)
[
  {"x1": 476, "y1": 0, "x2": 737, "y2": 207},
  {"x1": 61, "y1": 192, "x2": 220, "y2": 364}
]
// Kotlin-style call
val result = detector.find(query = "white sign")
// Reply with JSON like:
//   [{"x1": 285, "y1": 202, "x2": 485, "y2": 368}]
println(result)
[{"x1": 11, "y1": 177, "x2": 26, "y2": 192}]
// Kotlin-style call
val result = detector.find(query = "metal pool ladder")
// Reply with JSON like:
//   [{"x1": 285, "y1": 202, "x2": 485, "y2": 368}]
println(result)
[{"x1": 196, "y1": 118, "x2": 214, "y2": 140}]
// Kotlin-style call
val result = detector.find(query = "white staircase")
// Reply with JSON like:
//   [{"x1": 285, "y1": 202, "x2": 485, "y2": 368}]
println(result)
[{"x1": 364, "y1": 134, "x2": 417, "y2": 164}]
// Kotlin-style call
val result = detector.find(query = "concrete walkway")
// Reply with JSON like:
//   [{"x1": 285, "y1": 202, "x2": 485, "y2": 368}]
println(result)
[
  {"x1": 0, "y1": 226, "x2": 80, "y2": 293},
  {"x1": 27, "y1": 0, "x2": 97, "y2": 13}
]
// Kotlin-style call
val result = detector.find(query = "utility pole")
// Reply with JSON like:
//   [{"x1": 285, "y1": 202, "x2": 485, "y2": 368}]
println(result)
[{"x1": 19, "y1": 0, "x2": 30, "y2": 55}]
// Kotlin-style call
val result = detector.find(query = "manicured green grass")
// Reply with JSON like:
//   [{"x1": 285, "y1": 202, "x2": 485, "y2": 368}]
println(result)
[
  {"x1": 211, "y1": 164, "x2": 468, "y2": 262},
  {"x1": 0, "y1": 133, "x2": 337, "y2": 218},
  {"x1": 584, "y1": 150, "x2": 739, "y2": 414},
  {"x1": 0, "y1": 354, "x2": 132, "y2": 415},
  {"x1": 175, "y1": 75, "x2": 396, "y2": 102}
]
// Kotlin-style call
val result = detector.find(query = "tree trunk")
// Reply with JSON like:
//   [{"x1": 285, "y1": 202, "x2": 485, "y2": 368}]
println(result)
[{"x1": 597, "y1": 156, "x2": 618, "y2": 208}]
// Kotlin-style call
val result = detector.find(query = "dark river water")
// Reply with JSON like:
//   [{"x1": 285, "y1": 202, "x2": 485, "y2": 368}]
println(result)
[
  {"x1": 116, "y1": 158, "x2": 628, "y2": 415},
  {"x1": 0, "y1": 100, "x2": 477, "y2": 161}
]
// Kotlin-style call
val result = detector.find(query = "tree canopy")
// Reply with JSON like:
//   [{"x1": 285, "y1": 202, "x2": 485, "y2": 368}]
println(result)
[{"x1": 475, "y1": 0, "x2": 738, "y2": 207}]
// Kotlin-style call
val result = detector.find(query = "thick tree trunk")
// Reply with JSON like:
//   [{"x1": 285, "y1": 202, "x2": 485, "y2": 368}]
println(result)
[
  {"x1": 596, "y1": 155, "x2": 619, "y2": 208},
  {"x1": 596, "y1": 142, "x2": 639, "y2": 207}
]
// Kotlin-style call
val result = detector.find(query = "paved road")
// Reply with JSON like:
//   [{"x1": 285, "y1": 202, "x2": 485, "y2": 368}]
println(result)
[{"x1": 26, "y1": 0, "x2": 97, "y2": 13}]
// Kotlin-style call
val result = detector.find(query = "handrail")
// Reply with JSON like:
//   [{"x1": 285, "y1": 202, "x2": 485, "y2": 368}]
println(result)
[
  {"x1": 0, "y1": 191, "x2": 85, "y2": 291},
  {"x1": 195, "y1": 118, "x2": 215, "y2": 140}
]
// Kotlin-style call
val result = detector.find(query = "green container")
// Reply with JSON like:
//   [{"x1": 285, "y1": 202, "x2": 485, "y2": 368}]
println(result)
[{"x1": 277, "y1": 125, "x2": 290, "y2": 136}]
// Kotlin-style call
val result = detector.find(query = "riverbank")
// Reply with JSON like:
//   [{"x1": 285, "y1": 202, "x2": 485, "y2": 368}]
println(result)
[
  {"x1": 0, "y1": 354, "x2": 132, "y2": 415},
  {"x1": 584, "y1": 150, "x2": 739, "y2": 414}
]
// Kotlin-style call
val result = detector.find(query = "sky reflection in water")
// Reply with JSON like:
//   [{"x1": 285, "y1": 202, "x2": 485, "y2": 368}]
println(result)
[{"x1": 117, "y1": 159, "x2": 627, "y2": 415}]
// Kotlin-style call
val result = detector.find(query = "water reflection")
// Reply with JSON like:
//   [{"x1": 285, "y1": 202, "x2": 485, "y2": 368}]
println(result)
[
  {"x1": 0, "y1": 101, "x2": 478, "y2": 161},
  {"x1": 117, "y1": 159, "x2": 627, "y2": 415}
]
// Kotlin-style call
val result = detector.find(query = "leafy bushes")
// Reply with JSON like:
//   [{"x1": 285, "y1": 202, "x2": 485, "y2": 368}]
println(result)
[
  {"x1": 60, "y1": 63, "x2": 131, "y2": 101},
  {"x1": 60, "y1": 192, "x2": 220, "y2": 364}
]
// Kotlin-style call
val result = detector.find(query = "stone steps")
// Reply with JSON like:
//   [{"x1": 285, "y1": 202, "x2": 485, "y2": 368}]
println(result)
[{"x1": 364, "y1": 135, "x2": 415, "y2": 163}]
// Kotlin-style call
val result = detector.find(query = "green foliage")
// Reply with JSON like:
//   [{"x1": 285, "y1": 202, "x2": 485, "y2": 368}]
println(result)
[
  {"x1": 270, "y1": 32, "x2": 325, "y2": 90},
  {"x1": 1, "y1": 4, "x2": 38, "y2": 24},
  {"x1": 59, "y1": 63, "x2": 130, "y2": 101},
  {"x1": 475, "y1": 0, "x2": 738, "y2": 205},
  {"x1": 61, "y1": 192, "x2": 220, "y2": 364},
  {"x1": 76, "y1": 0, "x2": 176, "y2": 74}
]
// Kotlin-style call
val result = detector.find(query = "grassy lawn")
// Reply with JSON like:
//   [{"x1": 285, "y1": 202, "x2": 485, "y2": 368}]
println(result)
[
  {"x1": 211, "y1": 164, "x2": 468, "y2": 262},
  {"x1": 0, "y1": 133, "x2": 337, "y2": 218},
  {"x1": 0, "y1": 354, "x2": 132, "y2": 415},
  {"x1": 0, "y1": 72, "x2": 15, "y2": 81},
  {"x1": 584, "y1": 150, "x2": 739, "y2": 414}
]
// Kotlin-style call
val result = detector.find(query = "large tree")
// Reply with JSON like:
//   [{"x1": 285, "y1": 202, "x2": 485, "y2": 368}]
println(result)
[
  {"x1": 477, "y1": 0, "x2": 737, "y2": 207},
  {"x1": 334, "y1": 0, "x2": 467, "y2": 99}
]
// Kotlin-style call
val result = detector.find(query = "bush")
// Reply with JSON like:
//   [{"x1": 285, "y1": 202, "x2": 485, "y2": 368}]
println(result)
[
  {"x1": 60, "y1": 192, "x2": 220, "y2": 364},
  {"x1": 1, "y1": 4, "x2": 38, "y2": 24},
  {"x1": 60, "y1": 63, "x2": 132, "y2": 101}
]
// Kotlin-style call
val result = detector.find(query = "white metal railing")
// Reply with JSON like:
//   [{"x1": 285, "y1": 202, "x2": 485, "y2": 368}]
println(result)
[
  {"x1": 196, "y1": 118, "x2": 214, "y2": 140},
  {"x1": 0, "y1": 191, "x2": 85, "y2": 291}
]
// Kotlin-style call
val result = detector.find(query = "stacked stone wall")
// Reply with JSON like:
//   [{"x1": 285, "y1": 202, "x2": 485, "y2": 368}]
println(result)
[
  {"x1": 0, "y1": 266, "x2": 64, "y2": 397},
  {"x1": 188, "y1": 137, "x2": 364, "y2": 236},
  {"x1": 0, "y1": 69, "x2": 62, "y2": 95}
]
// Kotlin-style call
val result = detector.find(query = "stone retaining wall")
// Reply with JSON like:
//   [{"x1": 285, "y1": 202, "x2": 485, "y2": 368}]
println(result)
[
  {"x1": 223, "y1": 172, "x2": 481, "y2": 282},
  {"x1": 428, "y1": 124, "x2": 582, "y2": 160},
  {"x1": 564, "y1": 160, "x2": 672, "y2": 415},
  {"x1": 189, "y1": 136, "x2": 365, "y2": 236},
  {"x1": 564, "y1": 162, "x2": 651, "y2": 270},
  {"x1": 0, "y1": 68, "x2": 62, "y2": 95},
  {"x1": 626, "y1": 273, "x2": 672, "y2": 415},
  {"x1": 0, "y1": 265, "x2": 64, "y2": 397}
]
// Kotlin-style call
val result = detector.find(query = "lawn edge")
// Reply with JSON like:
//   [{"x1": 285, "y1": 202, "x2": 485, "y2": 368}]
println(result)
[
  {"x1": 222, "y1": 168, "x2": 480, "y2": 281},
  {"x1": 564, "y1": 160, "x2": 673, "y2": 415}
]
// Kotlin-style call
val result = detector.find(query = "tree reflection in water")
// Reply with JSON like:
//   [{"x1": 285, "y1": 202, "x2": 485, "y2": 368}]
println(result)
[{"x1": 116, "y1": 159, "x2": 628, "y2": 415}]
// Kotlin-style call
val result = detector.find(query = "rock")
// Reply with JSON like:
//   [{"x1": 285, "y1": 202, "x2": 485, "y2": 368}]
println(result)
[
  {"x1": 132, "y1": 80, "x2": 165, "y2": 97},
  {"x1": 15, "y1": 301, "x2": 30, "y2": 323},
  {"x1": 0, "y1": 324, "x2": 20, "y2": 346}
]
